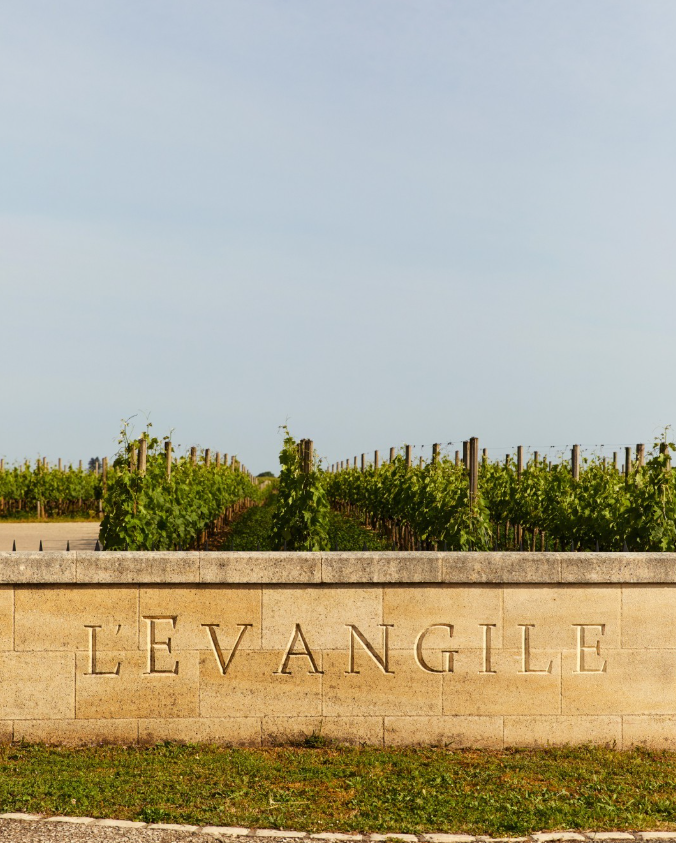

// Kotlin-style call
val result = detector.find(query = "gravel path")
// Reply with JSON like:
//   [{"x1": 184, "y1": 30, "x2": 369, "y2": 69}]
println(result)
[
  {"x1": 0, "y1": 522, "x2": 101, "y2": 551},
  {"x1": 0, "y1": 815, "x2": 674, "y2": 843},
  {"x1": 0, "y1": 817, "x2": 201, "y2": 842},
  {"x1": 0, "y1": 819, "x2": 309, "y2": 843}
]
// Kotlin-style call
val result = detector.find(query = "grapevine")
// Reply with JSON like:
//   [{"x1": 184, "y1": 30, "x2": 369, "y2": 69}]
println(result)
[
  {"x1": 270, "y1": 429, "x2": 330, "y2": 551},
  {"x1": 99, "y1": 426, "x2": 261, "y2": 550},
  {"x1": 324, "y1": 438, "x2": 676, "y2": 552}
]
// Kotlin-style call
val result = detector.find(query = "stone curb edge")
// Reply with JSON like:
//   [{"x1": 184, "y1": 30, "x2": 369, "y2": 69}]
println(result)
[{"x1": 2, "y1": 814, "x2": 676, "y2": 841}]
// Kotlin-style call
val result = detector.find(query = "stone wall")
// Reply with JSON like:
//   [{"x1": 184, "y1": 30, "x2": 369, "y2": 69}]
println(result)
[{"x1": 0, "y1": 550, "x2": 675, "y2": 747}]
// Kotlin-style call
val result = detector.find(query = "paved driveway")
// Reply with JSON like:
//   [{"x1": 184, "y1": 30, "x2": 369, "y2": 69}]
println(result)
[{"x1": 0, "y1": 522, "x2": 101, "y2": 551}]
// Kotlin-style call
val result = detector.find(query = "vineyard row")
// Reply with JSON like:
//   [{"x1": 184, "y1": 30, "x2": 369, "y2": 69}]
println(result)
[{"x1": 322, "y1": 436, "x2": 676, "y2": 552}]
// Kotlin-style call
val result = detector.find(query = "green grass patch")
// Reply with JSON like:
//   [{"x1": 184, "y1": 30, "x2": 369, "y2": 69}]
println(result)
[
  {"x1": 326, "y1": 510, "x2": 390, "y2": 550},
  {"x1": 224, "y1": 502, "x2": 277, "y2": 550},
  {"x1": 221, "y1": 501, "x2": 389, "y2": 551},
  {"x1": 2, "y1": 744, "x2": 676, "y2": 834}
]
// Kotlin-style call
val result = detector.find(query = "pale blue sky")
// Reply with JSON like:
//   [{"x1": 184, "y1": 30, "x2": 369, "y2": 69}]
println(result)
[{"x1": 2, "y1": 1, "x2": 676, "y2": 472}]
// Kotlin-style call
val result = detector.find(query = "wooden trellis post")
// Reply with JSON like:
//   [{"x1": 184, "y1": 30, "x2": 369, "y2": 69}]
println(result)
[
  {"x1": 469, "y1": 437, "x2": 479, "y2": 506},
  {"x1": 138, "y1": 438, "x2": 147, "y2": 476},
  {"x1": 301, "y1": 439, "x2": 313, "y2": 474},
  {"x1": 165, "y1": 441, "x2": 172, "y2": 480},
  {"x1": 637, "y1": 444, "x2": 645, "y2": 467}
]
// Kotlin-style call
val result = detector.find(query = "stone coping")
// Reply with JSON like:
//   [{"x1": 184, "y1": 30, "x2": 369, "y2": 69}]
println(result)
[
  {"x1": 2, "y1": 814, "x2": 675, "y2": 841},
  {"x1": 0, "y1": 551, "x2": 675, "y2": 584}
]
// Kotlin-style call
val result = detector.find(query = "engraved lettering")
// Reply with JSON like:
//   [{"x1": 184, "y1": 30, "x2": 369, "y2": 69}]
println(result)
[
  {"x1": 144, "y1": 616, "x2": 178, "y2": 675},
  {"x1": 84, "y1": 625, "x2": 120, "y2": 676},
  {"x1": 479, "y1": 623, "x2": 497, "y2": 674},
  {"x1": 518, "y1": 624, "x2": 552, "y2": 674},
  {"x1": 346, "y1": 624, "x2": 394, "y2": 674},
  {"x1": 276, "y1": 624, "x2": 323, "y2": 675},
  {"x1": 573, "y1": 624, "x2": 607, "y2": 673},
  {"x1": 202, "y1": 623, "x2": 252, "y2": 675},
  {"x1": 414, "y1": 624, "x2": 458, "y2": 673}
]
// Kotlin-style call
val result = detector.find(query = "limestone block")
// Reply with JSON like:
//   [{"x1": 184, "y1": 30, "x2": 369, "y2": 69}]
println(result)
[
  {"x1": 321, "y1": 553, "x2": 442, "y2": 584},
  {"x1": 503, "y1": 715, "x2": 621, "y2": 747},
  {"x1": 503, "y1": 585, "x2": 620, "y2": 649},
  {"x1": 261, "y1": 716, "x2": 323, "y2": 744},
  {"x1": 202, "y1": 827, "x2": 251, "y2": 836},
  {"x1": 139, "y1": 586, "x2": 261, "y2": 650},
  {"x1": 622, "y1": 716, "x2": 676, "y2": 750},
  {"x1": 262, "y1": 585, "x2": 382, "y2": 650},
  {"x1": 75, "y1": 649, "x2": 199, "y2": 719},
  {"x1": 384, "y1": 715, "x2": 503, "y2": 748},
  {"x1": 95, "y1": 819, "x2": 147, "y2": 829},
  {"x1": 0, "y1": 652, "x2": 74, "y2": 719},
  {"x1": 15, "y1": 718, "x2": 137, "y2": 745},
  {"x1": 0, "y1": 552, "x2": 75, "y2": 583},
  {"x1": 139, "y1": 717, "x2": 261, "y2": 745},
  {"x1": 322, "y1": 650, "x2": 442, "y2": 717},
  {"x1": 443, "y1": 650, "x2": 561, "y2": 716},
  {"x1": 0, "y1": 721, "x2": 13, "y2": 743},
  {"x1": 422, "y1": 836, "x2": 476, "y2": 843},
  {"x1": 382, "y1": 585, "x2": 503, "y2": 649},
  {"x1": 621, "y1": 586, "x2": 676, "y2": 649},
  {"x1": 76, "y1": 552, "x2": 199, "y2": 583},
  {"x1": 0, "y1": 587, "x2": 12, "y2": 650},
  {"x1": 562, "y1": 649, "x2": 676, "y2": 715},
  {"x1": 201, "y1": 553, "x2": 321, "y2": 584},
  {"x1": 442, "y1": 552, "x2": 560, "y2": 584},
  {"x1": 561, "y1": 553, "x2": 676, "y2": 584},
  {"x1": 14, "y1": 586, "x2": 138, "y2": 651},
  {"x1": 260, "y1": 716, "x2": 383, "y2": 746},
  {"x1": 45, "y1": 818, "x2": 97, "y2": 825},
  {"x1": 199, "y1": 649, "x2": 323, "y2": 718},
  {"x1": 319, "y1": 716, "x2": 384, "y2": 745}
]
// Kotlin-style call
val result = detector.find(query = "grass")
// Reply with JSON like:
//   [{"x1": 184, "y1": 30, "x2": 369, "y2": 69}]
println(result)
[
  {"x1": 326, "y1": 510, "x2": 391, "y2": 550},
  {"x1": 219, "y1": 500, "x2": 390, "y2": 551},
  {"x1": 219, "y1": 501, "x2": 277, "y2": 550},
  {"x1": 2, "y1": 744, "x2": 676, "y2": 834}
]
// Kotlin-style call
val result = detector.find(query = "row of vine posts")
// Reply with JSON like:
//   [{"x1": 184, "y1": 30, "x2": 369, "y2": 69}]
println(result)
[
  {"x1": 0, "y1": 456, "x2": 106, "y2": 518},
  {"x1": 328, "y1": 438, "x2": 672, "y2": 551}
]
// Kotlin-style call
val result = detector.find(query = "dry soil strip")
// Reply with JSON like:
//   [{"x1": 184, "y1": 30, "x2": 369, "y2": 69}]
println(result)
[{"x1": 2, "y1": 815, "x2": 676, "y2": 843}]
